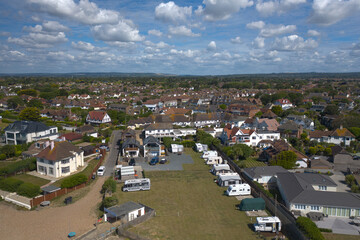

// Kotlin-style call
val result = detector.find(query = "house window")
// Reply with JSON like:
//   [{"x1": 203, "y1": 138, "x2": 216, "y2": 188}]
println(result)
[
  {"x1": 252, "y1": 137, "x2": 256, "y2": 140},
  {"x1": 49, "y1": 167, "x2": 54, "y2": 175},
  {"x1": 62, "y1": 167, "x2": 70, "y2": 173},
  {"x1": 38, "y1": 166, "x2": 45, "y2": 173},
  {"x1": 39, "y1": 158, "x2": 44, "y2": 163},
  {"x1": 311, "y1": 206, "x2": 320, "y2": 211},
  {"x1": 319, "y1": 186, "x2": 327, "y2": 191},
  {"x1": 61, "y1": 159, "x2": 70, "y2": 164},
  {"x1": 295, "y1": 205, "x2": 306, "y2": 210}
]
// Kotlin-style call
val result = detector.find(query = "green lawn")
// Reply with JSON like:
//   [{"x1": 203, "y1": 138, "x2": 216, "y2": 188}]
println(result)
[
  {"x1": 0, "y1": 120, "x2": 10, "y2": 129},
  {"x1": 53, "y1": 157, "x2": 100, "y2": 187},
  {"x1": 12, "y1": 174, "x2": 50, "y2": 187},
  {"x1": 323, "y1": 233, "x2": 360, "y2": 240},
  {"x1": 0, "y1": 161, "x2": 15, "y2": 168},
  {"x1": 114, "y1": 148, "x2": 258, "y2": 240},
  {"x1": 237, "y1": 157, "x2": 267, "y2": 168}
]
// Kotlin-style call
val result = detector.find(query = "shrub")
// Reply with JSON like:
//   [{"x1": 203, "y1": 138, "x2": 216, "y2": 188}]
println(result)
[
  {"x1": 101, "y1": 178, "x2": 117, "y2": 194},
  {"x1": 61, "y1": 174, "x2": 87, "y2": 188},
  {"x1": 101, "y1": 196, "x2": 118, "y2": 210},
  {"x1": 0, "y1": 157, "x2": 37, "y2": 176},
  {"x1": 16, "y1": 182, "x2": 41, "y2": 198},
  {"x1": 296, "y1": 216, "x2": 325, "y2": 240},
  {"x1": 0, "y1": 154, "x2": 6, "y2": 160},
  {"x1": 319, "y1": 228, "x2": 332, "y2": 233},
  {"x1": 0, "y1": 178, "x2": 24, "y2": 192},
  {"x1": 181, "y1": 140, "x2": 195, "y2": 148}
]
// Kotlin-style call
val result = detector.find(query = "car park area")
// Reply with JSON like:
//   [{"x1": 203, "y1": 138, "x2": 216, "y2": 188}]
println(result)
[{"x1": 135, "y1": 152, "x2": 193, "y2": 171}]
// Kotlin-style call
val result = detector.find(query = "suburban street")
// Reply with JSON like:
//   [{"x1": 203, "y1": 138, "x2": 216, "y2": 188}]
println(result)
[{"x1": 103, "y1": 130, "x2": 122, "y2": 177}]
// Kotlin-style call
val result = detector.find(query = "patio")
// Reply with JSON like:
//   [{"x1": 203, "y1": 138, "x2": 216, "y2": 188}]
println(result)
[{"x1": 315, "y1": 216, "x2": 360, "y2": 235}]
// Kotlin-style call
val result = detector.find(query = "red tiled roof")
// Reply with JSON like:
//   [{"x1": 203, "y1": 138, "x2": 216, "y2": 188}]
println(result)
[
  {"x1": 61, "y1": 132, "x2": 83, "y2": 141},
  {"x1": 88, "y1": 111, "x2": 107, "y2": 120}
]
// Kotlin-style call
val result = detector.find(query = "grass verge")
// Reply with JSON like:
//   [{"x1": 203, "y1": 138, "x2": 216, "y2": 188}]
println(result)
[{"x1": 12, "y1": 174, "x2": 50, "y2": 187}]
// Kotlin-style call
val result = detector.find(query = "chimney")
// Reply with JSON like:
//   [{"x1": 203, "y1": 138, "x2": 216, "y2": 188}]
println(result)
[
  {"x1": 45, "y1": 141, "x2": 50, "y2": 148},
  {"x1": 50, "y1": 141, "x2": 54, "y2": 150}
]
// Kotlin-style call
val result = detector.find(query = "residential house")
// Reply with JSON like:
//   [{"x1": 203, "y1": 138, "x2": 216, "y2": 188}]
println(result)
[
  {"x1": 122, "y1": 138, "x2": 141, "y2": 158},
  {"x1": 281, "y1": 115, "x2": 314, "y2": 131},
  {"x1": 227, "y1": 104, "x2": 260, "y2": 117},
  {"x1": 41, "y1": 109, "x2": 79, "y2": 121},
  {"x1": 86, "y1": 111, "x2": 111, "y2": 124},
  {"x1": 274, "y1": 99, "x2": 293, "y2": 110},
  {"x1": 4, "y1": 121, "x2": 58, "y2": 145},
  {"x1": 36, "y1": 140, "x2": 84, "y2": 178},
  {"x1": 193, "y1": 113, "x2": 220, "y2": 128},
  {"x1": 108, "y1": 103, "x2": 130, "y2": 113},
  {"x1": 22, "y1": 140, "x2": 48, "y2": 158},
  {"x1": 310, "y1": 104, "x2": 327, "y2": 112},
  {"x1": 278, "y1": 121, "x2": 303, "y2": 138},
  {"x1": 243, "y1": 166, "x2": 288, "y2": 187},
  {"x1": 104, "y1": 201, "x2": 146, "y2": 223},
  {"x1": 260, "y1": 109, "x2": 277, "y2": 119},
  {"x1": 255, "y1": 118, "x2": 280, "y2": 131},
  {"x1": 222, "y1": 113, "x2": 247, "y2": 128},
  {"x1": 143, "y1": 99, "x2": 162, "y2": 112},
  {"x1": 143, "y1": 136, "x2": 162, "y2": 157},
  {"x1": 144, "y1": 123, "x2": 175, "y2": 140},
  {"x1": 60, "y1": 132, "x2": 83, "y2": 142},
  {"x1": 277, "y1": 172, "x2": 360, "y2": 217},
  {"x1": 309, "y1": 127, "x2": 355, "y2": 146},
  {"x1": 161, "y1": 97, "x2": 178, "y2": 107},
  {"x1": 76, "y1": 125, "x2": 97, "y2": 137}
]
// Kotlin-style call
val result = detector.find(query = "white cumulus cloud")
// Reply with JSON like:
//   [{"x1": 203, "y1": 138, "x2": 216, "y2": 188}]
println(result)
[
  {"x1": 198, "y1": 0, "x2": 254, "y2": 21},
  {"x1": 230, "y1": 36, "x2": 242, "y2": 44},
  {"x1": 72, "y1": 41, "x2": 96, "y2": 51},
  {"x1": 307, "y1": 30, "x2": 320, "y2": 37},
  {"x1": 308, "y1": 0, "x2": 360, "y2": 26},
  {"x1": 259, "y1": 24, "x2": 296, "y2": 38},
  {"x1": 155, "y1": 1, "x2": 192, "y2": 23},
  {"x1": 148, "y1": 29, "x2": 163, "y2": 37},
  {"x1": 256, "y1": 0, "x2": 306, "y2": 16},
  {"x1": 168, "y1": 25, "x2": 200, "y2": 37},
  {"x1": 272, "y1": 35, "x2": 318, "y2": 51},
  {"x1": 246, "y1": 21, "x2": 265, "y2": 29},
  {"x1": 207, "y1": 41, "x2": 217, "y2": 51},
  {"x1": 91, "y1": 21, "x2": 144, "y2": 42},
  {"x1": 253, "y1": 37, "x2": 265, "y2": 48}
]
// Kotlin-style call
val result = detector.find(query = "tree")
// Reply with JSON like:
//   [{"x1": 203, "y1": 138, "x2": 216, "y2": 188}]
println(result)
[
  {"x1": 219, "y1": 104, "x2": 227, "y2": 110},
  {"x1": 27, "y1": 99, "x2": 43, "y2": 109},
  {"x1": 19, "y1": 107, "x2": 41, "y2": 121},
  {"x1": 2, "y1": 145, "x2": 16, "y2": 158},
  {"x1": 17, "y1": 89, "x2": 37, "y2": 97},
  {"x1": 101, "y1": 196, "x2": 118, "y2": 210},
  {"x1": 7, "y1": 96, "x2": 24, "y2": 109},
  {"x1": 270, "y1": 151, "x2": 297, "y2": 169},
  {"x1": 271, "y1": 105, "x2": 283, "y2": 116},
  {"x1": 101, "y1": 178, "x2": 117, "y2": 194},
  {"x1": 163, "y1": 137, "x2": 174, "y2": 149},
  {"x1": 323, "y1": 105, "x2": 339, "y2": 116}
]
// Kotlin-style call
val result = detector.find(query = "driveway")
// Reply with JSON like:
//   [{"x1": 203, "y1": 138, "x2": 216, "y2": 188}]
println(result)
[
  {"x1": 103, "y1": 130, "x2": 122, "y2": 177},
  {"x1": 330, "y1": 172, "x2": 351, "y2": 192},
  {"x1": 136, "y1": 153, "x2": 194, "y2": 171},
  {"x1": 315, "y1": 216, "x2": 360, "y2": 235},
  {"x1": 0, "y1": 177, "x2": 106, "y2": 240}
]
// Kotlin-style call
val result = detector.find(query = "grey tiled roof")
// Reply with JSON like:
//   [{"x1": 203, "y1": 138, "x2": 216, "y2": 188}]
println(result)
[
  {"x1": 243, "y1": 166, "x2": 288, "y2": 179},
  {"x1": 4, "y1": 121, "x2": 52, "y2": 134},
  {"x1": 105, "y1": 201, "x2": 144, "y2": 217}
]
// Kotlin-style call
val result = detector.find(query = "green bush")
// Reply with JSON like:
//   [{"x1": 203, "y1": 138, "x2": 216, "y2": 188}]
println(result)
[
  {"x1": 1, "y1": 118, "x2": 13, "y2": 123},
  {"x1": 319, "y1": 228, "x2": 332, "y2": 233},
  {"x1": 296, "y1": 216, "x2": 325, "y2": 240},
  {"x1": 60, "y1": 174, "x2": 87, "y2": 188},
  {"x1": 101, "y1": 178, "x2": 117, "y2": 194},
  {"x1": 16, "y1": 182, "x2": 41, "y2": 198},
  {"x1": 0, "y1": 157, "x2": 37, "y2": 176},
  {"x1": 0, "y1": 154, "x2": 6, "y2": 160},
  {"x1": 101, "y1": 196, "x2": 118, "y2": 210},
  {"x1": 0, "y1": 178, "x2": 24, "y2": 192},
  {"x1": 181, "y1": 140, "x2": 195, "y2": 148}
]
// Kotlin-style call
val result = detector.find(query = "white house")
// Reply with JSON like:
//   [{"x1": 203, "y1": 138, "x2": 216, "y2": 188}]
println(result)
[
  {"x1": 144, "y1": 123, "x2": 175, "y2": 140},
  {"x1": 36, "y1": 140, "x2": 84, "y2": 178},
  {"x1": 274, "y1": 99, "x2": 293, "y2": 110},
  {"x1": 171, "y1": 144, "x2": 184, "y2": 153},
  {"x1": 86, "y1": 111, "x2": 111, "y2": 124},
  {"x1": 104, "y1": 201, "x2": 146, "y2": 222},
  {"x1": 4, "y1": 121, "x2": 58, "y2": 145},
  {"x1": 195, "y1": 143, "x2": 208, "y2": 152}
]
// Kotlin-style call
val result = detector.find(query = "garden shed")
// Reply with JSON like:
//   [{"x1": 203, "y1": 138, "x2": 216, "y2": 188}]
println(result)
[{"x1": 238, "y1": 198, "x2": 265, "y2": 211}]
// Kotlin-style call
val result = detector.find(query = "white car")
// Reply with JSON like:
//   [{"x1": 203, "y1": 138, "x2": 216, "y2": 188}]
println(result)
[{"x1": 97, "y1": 166, "x2": 106, "y2": 176}]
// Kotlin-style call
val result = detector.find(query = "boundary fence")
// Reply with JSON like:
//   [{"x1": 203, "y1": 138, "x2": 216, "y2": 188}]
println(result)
[{"x1": 212, "y1": 144, "x2": 308, "y2": 240}]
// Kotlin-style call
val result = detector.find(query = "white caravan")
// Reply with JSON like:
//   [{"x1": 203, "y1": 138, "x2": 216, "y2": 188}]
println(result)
[
  {"x1": 201, "y1": 150, "x2": 218, "y2": 159},
  {"x1": 195, "y1": 143, "x2": 208, "y2": 152},
  {"x1": 226, "y1": 184, "x2": 251, "y2": 196},
  {"x1": 254, "y1": 217, "x2": 281, "y2": 233},
  {"x1": 205, "y1": 156, "x2": 224, "y2": 165},
  {"x1": 122, "y1": 178, "x2": 151, "y2": 192}
]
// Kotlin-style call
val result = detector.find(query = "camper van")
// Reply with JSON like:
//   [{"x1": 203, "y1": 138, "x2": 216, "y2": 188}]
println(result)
[
  {"x1": 226, "y1": 184, "x2": 251, "y2": 196},
  {"x1": 254, "y1": 217, "x2": 281, "y2": 233},
  {"x1": 210, "y1": 164, "x2": 232, "y2": 175},
  {"x1": 201, "y1": 151, "x2": 218, "y2": 159},
  {"x1": 195, "y1": 143, "x2": 208, "y2": 152}
]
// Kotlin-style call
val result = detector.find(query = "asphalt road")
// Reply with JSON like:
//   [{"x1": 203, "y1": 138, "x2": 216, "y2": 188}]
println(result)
[{"x1": 103, "y1": 130, "x2": 122, "y2": 176}]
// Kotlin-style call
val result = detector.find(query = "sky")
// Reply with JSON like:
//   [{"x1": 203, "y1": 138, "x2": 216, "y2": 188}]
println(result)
[{"x1": 0, "y1": 0, "x2": 359, "y2": 75}]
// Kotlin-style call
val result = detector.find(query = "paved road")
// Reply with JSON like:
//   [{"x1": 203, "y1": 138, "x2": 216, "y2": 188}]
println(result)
[{"x1": 103, "y1": 130, "x2": 122, "y2": 177}]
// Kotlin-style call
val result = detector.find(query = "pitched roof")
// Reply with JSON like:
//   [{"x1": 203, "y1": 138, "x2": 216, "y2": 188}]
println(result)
[
  {"x1": 331, "y1": 128, "x2": 355, "y2": 137},
  {"x1": 105, "y1": 201, "x2": 144, "y2": 217},
  {"x1": 87, "y1": 111, "x2": 108, "y2": 121},
  {"x1": 243, "y1": 166, "x2": 288, "y2": 179},
  {"x1": 143, "y1": 135, "x2": 160, "y2": 145},
  {"x1": 36, "y1": 141, "x2": 82, "y2": 162},
  {"x1": 60, "y1": 132, "x2": 83, "y2": 141},
  {"x1": 4, "y1": 121, "x2": 52, "y2": 134},
  {"x1": 145, "y1": 123, "x2": 173, "y2": 130},
  {"x1": 309, "y1": 130, "x2": 332, "y2": 138}
]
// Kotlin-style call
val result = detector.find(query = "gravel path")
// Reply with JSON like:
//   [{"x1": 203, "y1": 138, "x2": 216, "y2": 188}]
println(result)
[{"x1": 0, "y1": 177, "x2": 105, "y2": 240}]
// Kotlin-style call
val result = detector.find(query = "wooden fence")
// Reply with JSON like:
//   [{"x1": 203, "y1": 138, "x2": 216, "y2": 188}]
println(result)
[{"x1": 30, "y1": 149, "x2": 106, "y2": 208}]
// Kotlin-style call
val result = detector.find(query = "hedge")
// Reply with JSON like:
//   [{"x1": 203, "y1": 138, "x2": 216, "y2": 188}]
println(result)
[
  {"x1": 16, "y1": 182, "x2": 41, "y2": 198},
  {"x1": 0, "y1": 178, "x2": 24, "y2": 192},
  {"x1": 296, "y1": 216, "x2": 325, "y2": 240},
  {"x1": 60, "y1": 174, "x2": 87, "y2": 188},
  {"x1": 101, "y1": 196, "x2": 118, "y2": 210},
  {"x1": 0, "y1": 157, "x2": 37, "y2": 176},
  {"x1": 181, "y1": 140, "x2": 195, "y2": 148}
]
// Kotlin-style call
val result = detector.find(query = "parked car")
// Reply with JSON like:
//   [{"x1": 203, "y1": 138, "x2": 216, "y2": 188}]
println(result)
[
  {"x1": 160, "y1": 157, "x2": 167, "y2": 164},
  {"x1": 150, "y1": 157, "x2": 159, "y2": 165},
  {"x1": 129, "y1": 158, "x2": 136, "y2": 166},
  {"x1": 99, "y1": 145, "x2": 110, "y2": 151},
  {"x1": 97, "y1": 166, "x2": 106, "y2": 176}
]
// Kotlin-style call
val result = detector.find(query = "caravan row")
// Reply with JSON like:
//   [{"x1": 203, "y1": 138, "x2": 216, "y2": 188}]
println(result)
[{"x1": 201, "y1": 150, "x2": 225, "y2": 165}]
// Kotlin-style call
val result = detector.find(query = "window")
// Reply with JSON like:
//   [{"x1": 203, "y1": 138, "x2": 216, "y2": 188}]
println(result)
[
  {"x1": 49, "y1": 167, "x2": 54, "y2": 175},
  {"x1": 252, "y1": 137, "x2": 256, "y2": 140},
  {"x1": 295, "y1": 205, "x2": 306, "y2": 210},
  {"x1": 61, "y1": 167, "x2": 70, "y2": 173},
  {"x1": 319, "y1": 185, "x2": 327, "y2": 191},
  {"x1": 311, "y1": 206, "x2": 320, "y2": 211},
  {"x1": 39, "y1": 158, "x2": 44, "y2": 163},
  {"x1": 61, "y1": 159, "x2": 70, "y2": 164},
  {"x1": 38, "y1": 166, "x2": 45, "y2": 173}
]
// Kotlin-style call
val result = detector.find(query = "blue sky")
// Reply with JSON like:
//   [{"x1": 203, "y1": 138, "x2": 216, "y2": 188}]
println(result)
[{"x1": 0, "y1": 0, "x2": 359, "y2": 75}]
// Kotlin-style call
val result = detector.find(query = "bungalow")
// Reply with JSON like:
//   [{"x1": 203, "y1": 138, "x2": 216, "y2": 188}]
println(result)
[
  {"x1": 222, "y1": 113, "x2": 247, "y2": 128},
  {"x1": 243, "y1": 166, "x2": 288, "y2": 187},
  {"x1": 276, "y1": 172, "x2": 360, "y2": 218},
  {"x1": 36, "y1": 140, "x2": 84, "y2": 178},
  {"x1": 281, "y1": 115, "x2": 314, "y2": 131},
  {"x1": 104, "y1": 201, "x2": 146, "y2": 223},
  {"x1": 274, "y1": 99, "x2": 293, "y2": 110},
  {"x1": 255, "y1": 118, "x2": 280, "y2": 131},
  {"x1": 4, "y1": 121, "x2": 58, "y2": 145},
  {"x1": 278, "y1": 121, "x2": 303, "y2": 138},
  {"x1": 309, "y1": 127, "x2": 355, "y2": 146},
  {"x1": 60, "y1": 132, "x2": 83, "y2": 142},
  {"x1": 86, "y1": 111, "x2": 111, "y2": 124}
]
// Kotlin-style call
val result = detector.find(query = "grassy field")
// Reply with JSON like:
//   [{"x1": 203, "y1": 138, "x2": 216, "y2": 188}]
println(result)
[
  {"x1": 237, "y1": 157, "x2": 267, "y2": 168},
  {"x1": 323, "y1": 233, "x2": 360, "y2": 240},
  {"x1": 12, "y1": 174, "x2": 50, "y2": 187},
  {"x1": 53, "y1": 157, "x2": 100, "y2": 187},
  {"x1": 0, "y1": 161, "x2": 15, "y2": 168},
  {"x1": 114, "y1": 148, "x2": 258, "y2": 240},
  {"x1": 0, "y1": 120, "x2": 10, "y2": 129}
]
